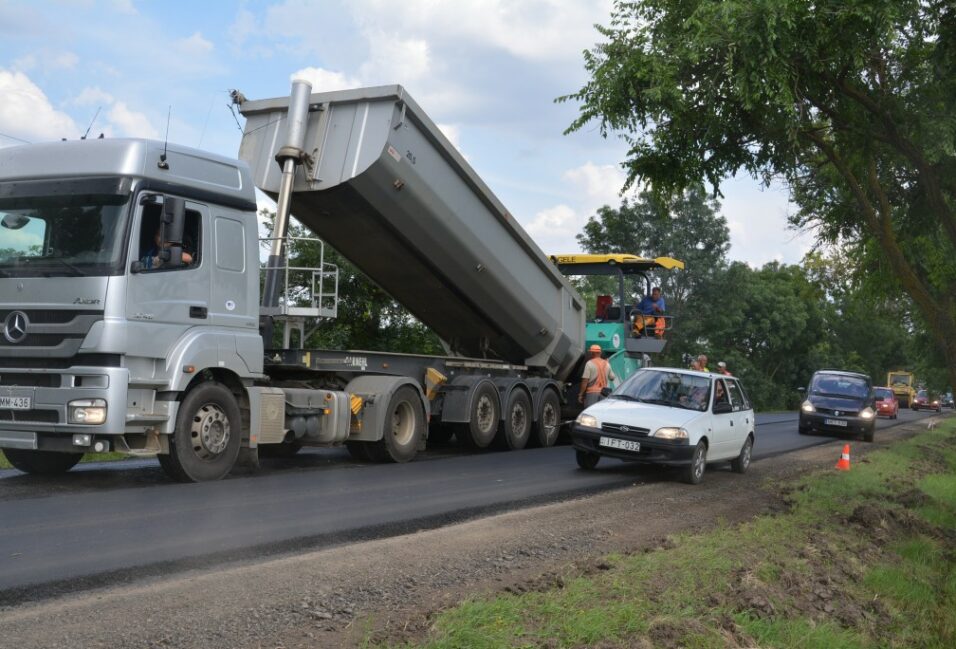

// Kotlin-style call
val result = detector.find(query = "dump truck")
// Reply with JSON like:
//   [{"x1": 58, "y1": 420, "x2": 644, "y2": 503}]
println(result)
[
  {"x1": 0, "y1": 81, "x2": 679, "y2": 482},
  {"x1": 886, "y1": 370, "x2": 917, "y2": 409}
]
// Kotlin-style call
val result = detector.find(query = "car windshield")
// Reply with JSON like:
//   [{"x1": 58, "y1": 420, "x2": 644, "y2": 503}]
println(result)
[
  {"x1": 917, "y1": 390, "x2": 928, "y2": 398},
  {"x1": 0, "y1": 191, "x2": 131, "y2": 277},
  {"x1": 810, "y1": 374, "x2": 869, "y2": 399},
  {"x1": 611, "y1": 369, "x2": 711, "y2": 412},
  {"x1": 874, "y1": 388, "x2": 893, "y2": 400}
]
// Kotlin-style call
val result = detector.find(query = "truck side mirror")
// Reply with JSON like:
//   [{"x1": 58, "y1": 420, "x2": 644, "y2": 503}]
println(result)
[{"x1": 160, "y1": 197, "x2": 186, "y2": 267}]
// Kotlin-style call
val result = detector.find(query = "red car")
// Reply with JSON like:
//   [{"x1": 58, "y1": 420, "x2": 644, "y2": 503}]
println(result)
[
  {"x1": 912, "y1": 389, "x2": 942, "y2": 413},
  {"x1": 874, "y1": 387, "x2": 899, "y2": 419}
]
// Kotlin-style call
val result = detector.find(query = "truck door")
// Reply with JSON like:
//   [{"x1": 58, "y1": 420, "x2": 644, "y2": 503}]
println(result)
[{"x1": 126, "y1": 196, "x2": 211, "y2": 351}]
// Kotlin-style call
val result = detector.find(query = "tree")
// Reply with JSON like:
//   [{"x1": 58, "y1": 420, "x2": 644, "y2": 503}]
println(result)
[{"x1": 563, "y1": 0, "x2": 956, "y2": 391}]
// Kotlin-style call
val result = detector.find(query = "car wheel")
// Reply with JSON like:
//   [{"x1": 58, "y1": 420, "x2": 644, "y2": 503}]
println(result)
[
  {"x1": 575, "y1": 449, "x2": 600, "y2": 470},
  {"x1": 682, "y1": 441, "x2": 707, "y2": 485},
  {"x1": 731, "y1": 435, "x2": 753, "y2": 474},
  {"x1": 798, "y1": 426, "x2": 810, "y2": 436},
  {"x1": 863, "y1": 425, "x2": 875, "y2": 443}
]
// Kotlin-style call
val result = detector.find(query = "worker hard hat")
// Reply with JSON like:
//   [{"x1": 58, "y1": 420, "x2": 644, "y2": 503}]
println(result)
[
  {"x1": 589, "y1": 344, "x2": 602, "y2": 353},
  {"x1": 718, "y1": 361, "x2": 726, "y2": 368}
]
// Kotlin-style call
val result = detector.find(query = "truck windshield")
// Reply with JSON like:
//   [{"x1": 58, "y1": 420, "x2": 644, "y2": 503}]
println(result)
[
  {"x1": 611, "y1": 369, "x2": 711, "y2": 412},
  {"x1": 0, "y1": 193, "x2": 130, "y2": 277},
  {"x1": 889, "y1": 373, "x2": 910, "y2": 385}
]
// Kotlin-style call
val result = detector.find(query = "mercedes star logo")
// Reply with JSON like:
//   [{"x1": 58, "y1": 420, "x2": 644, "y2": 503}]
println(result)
[
  {"x1": 620, "y1": 425, "x2": 630, "y2": 433},
  {"x1": 3, "y1": 311, "x2": 29, "y2": 344}
]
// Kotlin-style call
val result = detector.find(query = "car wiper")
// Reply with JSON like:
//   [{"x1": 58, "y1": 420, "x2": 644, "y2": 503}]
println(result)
[
  {"x1": 607, "y1": 394, "x2": 639, "y2": 402},
  {"x1": 638, "y1": 397, "x2": 671, "y2": 405}
]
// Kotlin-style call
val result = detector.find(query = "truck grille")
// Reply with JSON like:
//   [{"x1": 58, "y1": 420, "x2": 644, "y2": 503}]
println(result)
[
  {"x1": 0, "y1": 310, "x2": 103, "y2": 358},
  {"x1": 0, "y1": 373, "x2": 62, "y2": 388},
  {"x1": 0, "y1": 354, "x2": 121, "y2": 369},
  {"x1": 600, "y1": 422, "x2": 650, "y2": 438},
  {"x1": 0, "y1": 409, "x2": 59, "y2": 424}
]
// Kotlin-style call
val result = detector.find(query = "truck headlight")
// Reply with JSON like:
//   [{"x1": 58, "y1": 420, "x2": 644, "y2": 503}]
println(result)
[
  {"x1": 653, "y1": 427, "x2": 688, "y2": 440},
  {"x1": 801, "y1": 400, "x2": 815, "y2": 413},
  {"x1": 859, "y1": 407, "x2": 875, "y2": 420},
  {"x1": 576, "y1": 413, "x2": 598, "y2": 428},
  {"x1": 69, "y1": 399, "x2": 107, "y2": 425}
]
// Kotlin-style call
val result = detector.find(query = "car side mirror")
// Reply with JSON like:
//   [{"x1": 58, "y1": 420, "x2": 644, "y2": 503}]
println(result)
[
  {"x1": 797, "y1": 387, "x2": 806, "y2": 393},
  {"x1": 713, "y1": 402, "x2": 733, "y2": 414},
  {"x1": 600, "y1": 387, "x2": 612, "y2": 397}
]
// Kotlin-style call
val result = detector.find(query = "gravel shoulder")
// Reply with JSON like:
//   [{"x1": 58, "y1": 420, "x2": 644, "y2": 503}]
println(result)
[{"x1": 0, "y1": 420, "x2": 939, "y2": 649}]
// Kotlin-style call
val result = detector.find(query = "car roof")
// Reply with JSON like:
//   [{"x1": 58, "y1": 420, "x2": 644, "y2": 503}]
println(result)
[
  {"x1": 640, "y1": 366, "x2": 724, "y2": 380},
  {"x1": 813, "y1": 369, "x2": 870, "y2": 380}
]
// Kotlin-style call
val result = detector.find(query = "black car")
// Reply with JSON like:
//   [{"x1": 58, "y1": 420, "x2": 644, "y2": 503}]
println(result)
[
  {"x1": 943, "y1": 392, "x2": 954, "y2": 409},
  {"x1": 799, "y1": 370, "x2": 876, "y2": 442}
]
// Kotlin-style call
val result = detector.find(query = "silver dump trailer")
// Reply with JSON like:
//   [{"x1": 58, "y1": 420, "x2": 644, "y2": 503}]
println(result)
[{"x1": 237, "y1": 85, "x2": 585, "y2": 382}]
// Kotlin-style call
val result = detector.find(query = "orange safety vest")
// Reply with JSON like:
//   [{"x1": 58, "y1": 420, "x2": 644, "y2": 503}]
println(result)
[{"x1": 586, "y1": 357, "x2": 611, "y2": 394}]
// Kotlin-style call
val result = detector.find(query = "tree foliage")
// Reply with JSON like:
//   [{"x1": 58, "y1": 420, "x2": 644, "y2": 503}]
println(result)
[{"x1": 563, "y1": 0, "x2": 956, "y2": 390}]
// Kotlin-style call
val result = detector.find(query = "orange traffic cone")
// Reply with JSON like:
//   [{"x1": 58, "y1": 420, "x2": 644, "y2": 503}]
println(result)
[{"x1": 835, "y1": 444, "x2": 851, "y2": 471}]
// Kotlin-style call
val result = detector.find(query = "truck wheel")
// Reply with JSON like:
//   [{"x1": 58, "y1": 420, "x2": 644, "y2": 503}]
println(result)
[
  {"x1": 534, "y1": 389, "x2": 562, "y2": 448},
  {"x1": 731, "y1": 435, "x2": 753, "y2": 473},
  {"x1": 368, "y1": 386, "x2": 424, "y2": 463},
  {"x1": 495, "y1": 389, "x2": 532, "y2": 450},
  {"x1": 2, "y1": 449, "x2": 83, "y2": 475},
  {"x1": 456, "y1": 382, "x2": 500, "y2": 449},
  {"x1": 682, "y1": 441, "x2": 707, "y2": 485},
  {"x1": 159, "y1": 382, "x2": 242, "y2": 482},
  {"x1": 575, "y1": 449, "x2": 600, "y2": 470}
]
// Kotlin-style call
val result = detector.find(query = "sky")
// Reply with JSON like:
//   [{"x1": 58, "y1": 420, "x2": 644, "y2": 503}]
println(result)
[{"x1": 0, "y1": 0, "x2": 813, "y2": 266}]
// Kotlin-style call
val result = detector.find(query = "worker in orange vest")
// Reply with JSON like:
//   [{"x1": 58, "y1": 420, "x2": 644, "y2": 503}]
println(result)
[{"x1": 579, "y1": 344, "x2": 617, "y2": 407}]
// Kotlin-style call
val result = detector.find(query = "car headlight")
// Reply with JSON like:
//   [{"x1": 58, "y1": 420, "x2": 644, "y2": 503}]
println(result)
[
  {"x1": 859, "y1": 407, "x2": 875, "y2": 420},
  {"x1": 932, "y1": 400, "x2": 939, "y2": 405},
  {"x1": 68, "y1": 398, "x2": 107, "y2": 425},
  {"x1": 576, "y1": 413, "x2": 598, "y2": 428},
  {"x1": 653, "y1": 427, "x2": 688, "y2": 440},
  {"x1": 801, "y1": 400, "x2": 815, "y2": 413}
]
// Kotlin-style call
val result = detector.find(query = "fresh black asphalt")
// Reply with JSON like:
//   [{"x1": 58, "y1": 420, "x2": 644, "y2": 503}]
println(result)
[{"x1": 0, "y1": 409, "x2": 937, "y2": 598}]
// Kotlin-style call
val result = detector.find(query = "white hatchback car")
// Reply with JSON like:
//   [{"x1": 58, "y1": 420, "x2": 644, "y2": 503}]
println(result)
[{"x1": 571, "y1": 367, "x2": 755, "y2": 484}]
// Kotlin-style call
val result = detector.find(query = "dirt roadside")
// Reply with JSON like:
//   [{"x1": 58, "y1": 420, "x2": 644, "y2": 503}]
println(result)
[{"x1": 0, "y1": 422, "x2": 937, "y2": 649}]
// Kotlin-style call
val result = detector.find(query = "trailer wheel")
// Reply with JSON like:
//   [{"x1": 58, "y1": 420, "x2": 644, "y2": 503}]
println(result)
[
  {"x1": 159, "y1": 381, "x2": 242, "y2": 482},
  {"x1": 456, "y1": 382, "x2": 500, "y2": 449},
  {"x1": 2, "y1": 449, "x2": 83, "y2": 475},
  {"x1": 368, "y1": 386, "x2": 424, "y2": 463},
  {"x1": 534, "y1": 389, "x2": 562, "y2": 447},
  {"x1": 495, "y1": 389, "x2": 532, "y2": 450}
]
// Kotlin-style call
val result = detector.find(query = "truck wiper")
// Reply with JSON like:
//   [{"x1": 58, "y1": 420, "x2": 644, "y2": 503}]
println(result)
[{"x1": 36, "y1": 257, "x2": 86, "y2": 276}]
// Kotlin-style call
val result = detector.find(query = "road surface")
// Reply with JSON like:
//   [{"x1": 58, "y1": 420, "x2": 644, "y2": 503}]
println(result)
[{"x1": 0, "y1": 408, "x2": 937, "y2": 597}]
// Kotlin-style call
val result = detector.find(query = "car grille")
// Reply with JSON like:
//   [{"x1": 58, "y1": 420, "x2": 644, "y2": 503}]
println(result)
[
  {"x1": 0, "y1": 409, "x2": 59, "y2": 424},
  {"x1": 816, "y1": 407, "x2": 859, "y2": 417},
  {"x1": 600, "y1": 422, "x2": 650, "y2": 438}
]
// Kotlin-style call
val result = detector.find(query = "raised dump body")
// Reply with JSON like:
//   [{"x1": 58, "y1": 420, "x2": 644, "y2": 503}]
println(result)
[{"x1": 237, "y1": 85, "x2": 584, "y2": 381}]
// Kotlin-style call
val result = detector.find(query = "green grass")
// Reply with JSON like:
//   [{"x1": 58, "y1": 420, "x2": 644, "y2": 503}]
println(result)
[
  {"x1": 0, "y1": 451, "x2": 130, "y2": 470},
  {"x1": 372, "y1": 420, "x2": 956, "y2": 649}
]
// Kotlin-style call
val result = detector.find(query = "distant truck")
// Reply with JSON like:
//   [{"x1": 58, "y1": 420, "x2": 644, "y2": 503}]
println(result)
[
  {"x1": 886, "y1": 370, "x2": 917, "y2": 408},
  {"x1": 0, "y1": 81, "x2": 681, "y2": 481}
]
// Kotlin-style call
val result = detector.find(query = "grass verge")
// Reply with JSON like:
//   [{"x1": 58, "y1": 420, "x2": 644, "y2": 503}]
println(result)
[
  {"x1": 0, "y1": 451, "x2": 130, "y2": 470},
  {"x1": 371, "y1": 420, "x2": 956, "y2": 649}
]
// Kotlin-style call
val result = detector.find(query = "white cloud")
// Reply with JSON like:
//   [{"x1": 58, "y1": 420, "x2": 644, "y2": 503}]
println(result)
[
  {"x1": 522, "y1": 204, "x2": 583, "y2": 254},
  {"x1": 358, "y1": 31, "x2": 430, "y2": 84},
  {"x1": 107, "y1": 101, "x2": 158, "y2": 138},
  {"x1": 12, "y1": 50, "x2": 79, "y2": 72},
  {"x1": 176, "y1": 32, "x2": 214, "y2": 57},
  {"x1": 0, "y1": 68, "x2": 78, "y2": 143},
  {"x1": 353, "y1": 0, "x2": 612, "y2": 63},
  {"x1": 71, "y1": 86, "x2": 115, "y2": 107},
  {"x1": 562, "y1": 162, "x2": 628, "y2": 206},
  {"x1": 228, "y1": 8, "x2": 258, "y2": 49},
  {"x1": 290, "y1": 67, "x2": 361, "y2": 92}
]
